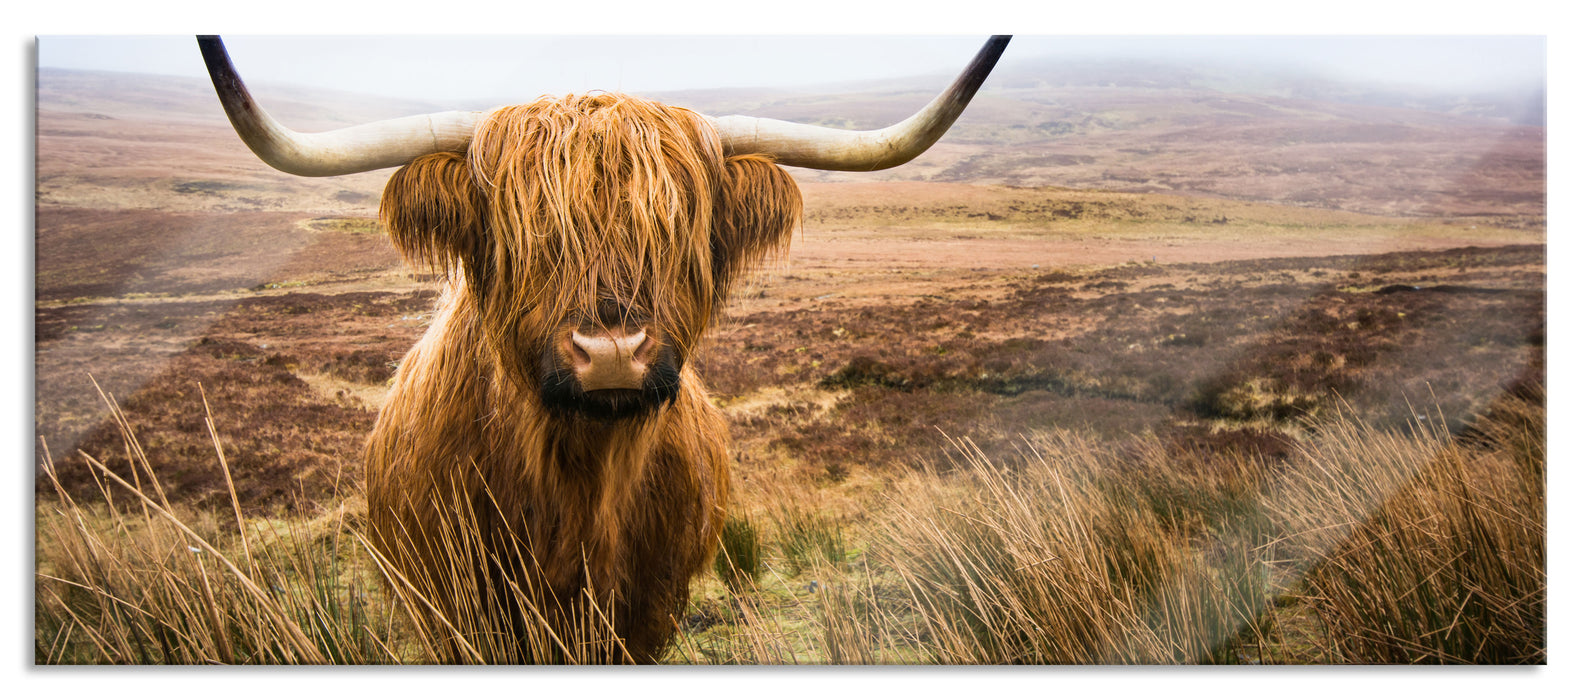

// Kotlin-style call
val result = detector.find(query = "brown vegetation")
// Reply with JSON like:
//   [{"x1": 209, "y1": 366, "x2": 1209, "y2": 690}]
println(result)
[
  {"x1": 36, "y1": 365, "x2": 1544, "y2": 664},
  {"x1": 34, "y1": 64, "x2": 1545, "y2": 664}
]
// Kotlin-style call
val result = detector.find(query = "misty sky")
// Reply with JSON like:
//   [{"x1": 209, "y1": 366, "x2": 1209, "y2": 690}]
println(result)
[{"x1": 36, "y1": 35, "x2": 1546, "y2": 105}]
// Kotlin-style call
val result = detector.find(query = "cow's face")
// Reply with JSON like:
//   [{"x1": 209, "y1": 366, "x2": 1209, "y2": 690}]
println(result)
[{"x1": 381, "y1": 94, "x2": 801, "y2": 421}]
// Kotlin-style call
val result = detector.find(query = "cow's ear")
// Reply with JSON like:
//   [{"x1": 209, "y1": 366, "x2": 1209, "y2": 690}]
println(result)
[
  {"x1": 380, "y1": 152, "x2": 488, "y2": 283},
  {"x1": 712, "y1": 154, "x2": 802, "y2": 299}
]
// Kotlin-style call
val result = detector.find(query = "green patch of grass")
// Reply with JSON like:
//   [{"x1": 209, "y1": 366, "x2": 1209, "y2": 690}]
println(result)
[
  {"x1": 714, "y1": 516, "x2": 764, "y2": 594},
  {"x1": 172, "y1": 180, "x2": 260, "y2": 196},
  {"x1": 304, "y1": 217, "x2": 381, "y2": 235},
  {"x1": 774, "y1": 508, "x2": 847, "y2": 576}
]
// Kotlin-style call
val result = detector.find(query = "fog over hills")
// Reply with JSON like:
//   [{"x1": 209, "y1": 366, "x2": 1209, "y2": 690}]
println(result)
[
  {"x1": 661, "y1": 54, "x2": 1543, "y2": 126},
  {"x1": 36, "y1": 55, "x2": 1544, "y2": 218}
]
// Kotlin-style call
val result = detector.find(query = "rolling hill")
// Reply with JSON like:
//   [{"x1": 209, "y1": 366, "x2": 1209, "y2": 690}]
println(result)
[{"x1": 36, "y1": 55, "x2": 1544, "y2": 219}]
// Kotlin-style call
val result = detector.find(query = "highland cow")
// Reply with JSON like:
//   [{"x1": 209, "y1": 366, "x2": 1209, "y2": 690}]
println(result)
[{"x1": 198, "y1": 35, "x2": 1008, "y2": 662}]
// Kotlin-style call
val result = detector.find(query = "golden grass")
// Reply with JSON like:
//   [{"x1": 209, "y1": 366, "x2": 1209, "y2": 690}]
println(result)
[
  {"x1": 35, "y1": 385, "x2": 630, "y2": 665},
  {"x1": 36, "y1": 391, "x2": 361, "y2": 664},
  {"x1": 692, "y1": 392, "x2": 1544, "y2": 665},
  {"x1": 1273, "y1": 395, "x2": 1546, "y2": 663},
  {"x1": 36, "y1": 384, "x2": 1545, "y2": 664}
]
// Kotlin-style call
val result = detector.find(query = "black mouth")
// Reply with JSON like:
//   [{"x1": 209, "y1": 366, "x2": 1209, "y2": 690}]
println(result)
[
  {"x1": 538, "y1": 347, "x2": 682, "y2": 422},
  {"x1": 565, "y1": 388, "x2": 652, "y2": 421}
]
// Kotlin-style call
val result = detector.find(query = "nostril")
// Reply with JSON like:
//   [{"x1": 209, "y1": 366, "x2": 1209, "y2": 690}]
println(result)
[
  {"x1": 631, "y1": 332, "x2": 658, "y2": 366},
  {"x1": 568, "y1": 334, "x2": 593, "y2": 370}
]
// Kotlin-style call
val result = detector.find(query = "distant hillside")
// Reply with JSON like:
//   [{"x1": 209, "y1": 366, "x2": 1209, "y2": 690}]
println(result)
[
  {"x1": 992, "y1": 57, "x2": 1545, "y2": 126},
  {"x1": 36, "y1": 59, "x2": 1544, "y2": 218},
  {"x1": 653, "y1": 58, "x2": 1543, "y2": 218},
  {"x1": 669, "y1": 56, "x2": 1544, "y2": 127}
]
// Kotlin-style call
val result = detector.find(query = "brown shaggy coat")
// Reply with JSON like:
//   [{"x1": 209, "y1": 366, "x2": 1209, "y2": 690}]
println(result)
[{"x1": 364, "y1": 93, "x2": 800, "y2": 662}]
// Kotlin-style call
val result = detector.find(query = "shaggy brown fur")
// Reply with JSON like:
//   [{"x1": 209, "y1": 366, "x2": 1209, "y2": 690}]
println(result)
[{"x1": 366, "y1": 93, "x2": 801, "y2": 662}]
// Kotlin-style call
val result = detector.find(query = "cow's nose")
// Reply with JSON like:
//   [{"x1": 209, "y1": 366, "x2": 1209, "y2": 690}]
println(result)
[{"x1": 568, "y1": 327, "x2": 656, "y2": 391}]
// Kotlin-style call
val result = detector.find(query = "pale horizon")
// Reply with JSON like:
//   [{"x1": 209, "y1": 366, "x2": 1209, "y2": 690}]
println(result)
[{"x1": 36, "y1": 35, "x2": 1546, "y2": 106}]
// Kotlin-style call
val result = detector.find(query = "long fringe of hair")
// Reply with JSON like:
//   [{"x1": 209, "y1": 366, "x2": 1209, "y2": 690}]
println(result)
[{"x1": 468, "y1": 94, "x2": 724, "y2": 362}]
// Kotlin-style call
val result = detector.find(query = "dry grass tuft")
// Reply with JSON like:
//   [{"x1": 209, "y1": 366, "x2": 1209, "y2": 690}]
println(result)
[
  {"x1": 36, "y1": 387, "x2": 634, "y2": 665},
  {"x1": 1273, "y1": 391, "x2": 1546, "y2": 663}
]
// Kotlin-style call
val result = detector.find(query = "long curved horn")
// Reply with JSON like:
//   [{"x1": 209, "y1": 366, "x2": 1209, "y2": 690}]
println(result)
[
  {"x1": 197, "y1": 36, "x2": 482, "y2": 177},
  {"x1": 200, "y1": 35, "x2": 1008, "y2": 176},
  {"x1": 709, "y1": 35, "x2": 1010, "y2": 171}
]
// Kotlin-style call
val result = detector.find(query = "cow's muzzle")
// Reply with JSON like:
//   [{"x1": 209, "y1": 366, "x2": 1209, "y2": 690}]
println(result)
[
  {"x1": 567, "y1": 327, "x2": 658, "y2": 391},
  {"x1": 539, "y1": 323, "x2": 681, "y2": 421}
]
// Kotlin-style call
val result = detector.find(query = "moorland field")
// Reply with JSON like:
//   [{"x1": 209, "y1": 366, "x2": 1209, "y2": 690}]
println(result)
[{"x1": 34, "y1": 58, "x2": 1545, "y2": 664}]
